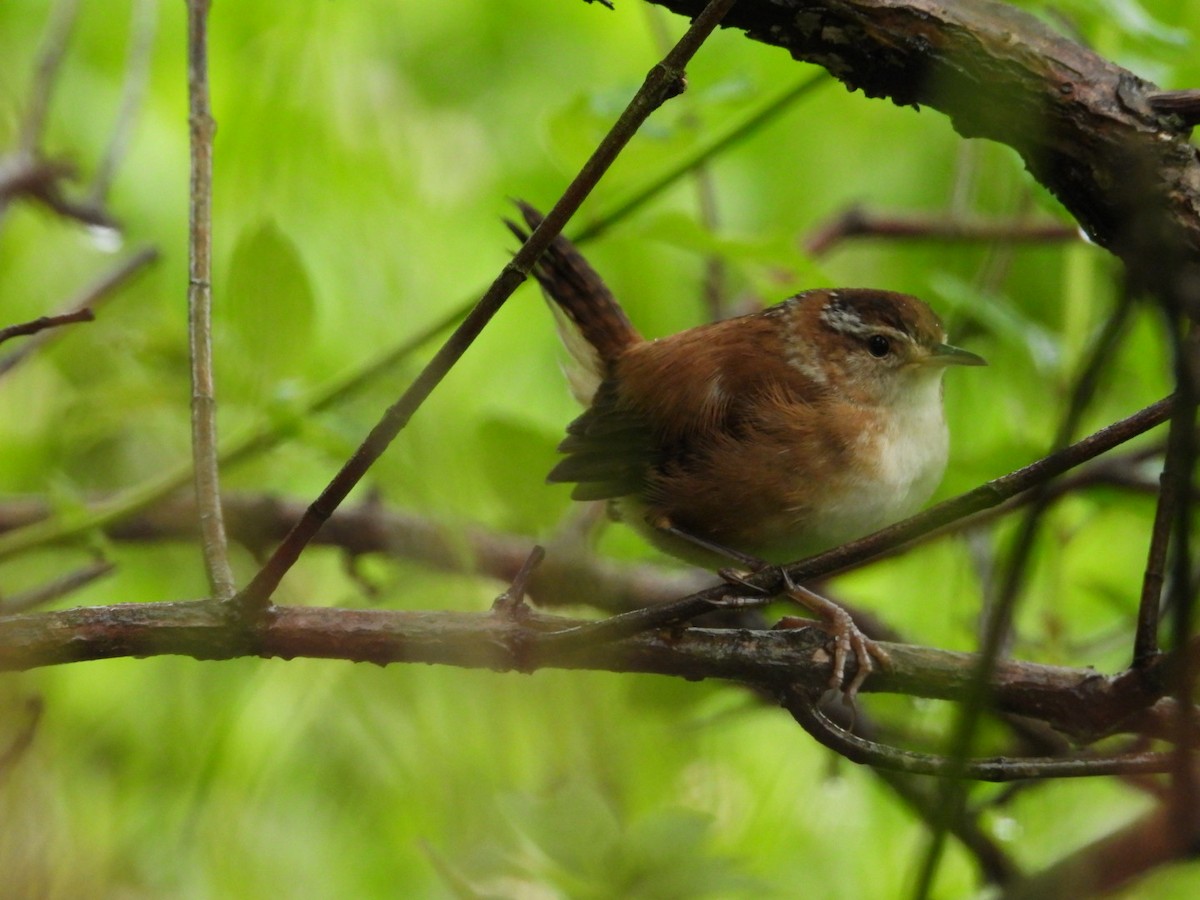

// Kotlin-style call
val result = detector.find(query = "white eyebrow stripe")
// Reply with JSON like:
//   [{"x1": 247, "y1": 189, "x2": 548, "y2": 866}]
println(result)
[
  {"x1": 820, "y1": 297, "x2": 914, "y2": 344},
  {"x1": 820, "y1": 301, "x2": 869, "y2": 336}
]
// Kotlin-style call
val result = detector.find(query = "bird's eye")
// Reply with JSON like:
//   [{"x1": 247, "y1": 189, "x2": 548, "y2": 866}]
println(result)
[{"x1": 867, "y1": 335, "x2": 891, "y2": 358}]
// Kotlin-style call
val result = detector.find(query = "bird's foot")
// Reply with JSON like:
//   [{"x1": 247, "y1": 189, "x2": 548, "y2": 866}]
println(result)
[{"x1": 776, "y1": 574, "x2": 889, "y2": 705}]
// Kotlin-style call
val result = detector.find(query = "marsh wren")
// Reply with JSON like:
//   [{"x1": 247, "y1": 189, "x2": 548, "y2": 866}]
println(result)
[{"x1": 508, "y1": 203, "x2": 985, "y2": 694}]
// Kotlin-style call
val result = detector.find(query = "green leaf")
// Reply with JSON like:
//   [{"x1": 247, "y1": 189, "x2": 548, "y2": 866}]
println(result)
[{"x1": 222, "y1": 220, "x2": 317, "y2": 390}]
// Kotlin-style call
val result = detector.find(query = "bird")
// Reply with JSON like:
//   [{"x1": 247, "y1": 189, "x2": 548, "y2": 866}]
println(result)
[{"x1": 507, "y1": 201, "x2": 985, "y2": 696}]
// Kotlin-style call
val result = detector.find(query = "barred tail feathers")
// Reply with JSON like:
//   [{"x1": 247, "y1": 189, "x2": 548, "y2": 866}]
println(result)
[{"x1": 506, "y1": 201, "x2": 640, "y2": 403}]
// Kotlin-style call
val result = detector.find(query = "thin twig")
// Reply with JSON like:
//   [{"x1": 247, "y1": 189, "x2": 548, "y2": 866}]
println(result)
[
  {"x1": 539, "y1": 591, "x2": 773, "y2": 650},
  {"x1": 233, "y1": 0, "x2": 741, "y2": 616},
  {"x1": 805, "y1": 206, "x2": 1078, "y2": 257},
  {"x1": 492, "y1": 545, "x2": 545, "y2": 616},
  {"x1": 0, "y1": 157, "x2": 114, "y2": 229},
  {"x1": 574, "y1": 71, "x2": 826, "y2": 244},
  {"x1": 0, "y1": 561, "x2": 116, "y2": 615},
  {"x1": 18, "y1": 0, "x2": 81, "y2": 157},
  {"x1": 783, "y1": 688, "x2": 1173, "y2": 780},
  {"x1": 1162, "y1": 319, "x2": 1200, "y2": 849},
  {"x1": 0, "y1": 697, "x2": 44, "y2": 783},
  {"x1": 778, "y1": 394, "x2": 1174, "y2": 588},
  {"x1": 0, "y1": 158, "x2": 73, "y2": 204},
  {"x1": 0, "y1": 246, "x2": 158, "y2": 379},
  {"x1": 644, "y1": 5, "x2": 727, "y2": 320},
  {"x1": 89, "y1": 0, "x2": 157, "y2": 207},
  {"x1": 1135, "y1": 460, "x2": 1176, "y2": 666},
  {"x1": 914, "y1": 291, "x2": 1135, "y2": 897},
  {"x1": 0, "y1": 57, "x2": 820, "y2": 566},
  {"x1": 0, "y1": 309, "x2": 93, "y2": 348},
  {"x1": 1146, "y1": 89, "x2": 1200, "y2": 128},
  {"x1": 0, "y1": 0, "x2": 79, "y2": 233},
  {"x1": 185, "y1": 0, "x2": 235, "y2": 602}
]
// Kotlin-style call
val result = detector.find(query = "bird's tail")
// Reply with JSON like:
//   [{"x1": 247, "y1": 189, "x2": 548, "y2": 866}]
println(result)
[{"x1": 506, "y1": 201, "x2": 640, "y2": 402}]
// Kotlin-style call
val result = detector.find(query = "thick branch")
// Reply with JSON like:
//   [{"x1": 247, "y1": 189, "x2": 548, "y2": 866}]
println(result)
[
  {"x1": 645, "y1": 0, "x2": 1200, "y2": 272},
  {"x1": 0, "y1": 600, "x2": 1184, "y2": 745}
]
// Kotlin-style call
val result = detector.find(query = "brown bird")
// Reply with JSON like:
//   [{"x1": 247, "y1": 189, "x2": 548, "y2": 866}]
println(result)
[{"x1": 508, "y1": 202, "x2": 984, "y2": 696}]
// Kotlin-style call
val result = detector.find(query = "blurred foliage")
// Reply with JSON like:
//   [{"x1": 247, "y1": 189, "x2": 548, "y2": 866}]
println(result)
[{"x1": 1, "y1": 0, "x2": 1199, "y2": 896}]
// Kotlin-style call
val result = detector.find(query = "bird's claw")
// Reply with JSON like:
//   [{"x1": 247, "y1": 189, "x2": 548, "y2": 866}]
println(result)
[
  {"x1": 775, "y1": 576, "x2": 889, "y2": 706},
  {"x1": 820, "y1": 603, "x2": 890, "y2": 703}
]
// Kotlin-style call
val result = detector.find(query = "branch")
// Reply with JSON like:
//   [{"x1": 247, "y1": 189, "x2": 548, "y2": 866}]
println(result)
[
  {"x1": 0, "y1": 561, "x2": 115, "y2": 615},
  {"x1": 0, "y1": 697, "x2": 43, "y2": 783},
  {"x1": 1161, "y1": 315, "x2": 1200, "y2": 849},
  {"x1": 0, "y1": 600, "x2": 1187, "y2": 747},
  {"x1": 1136, "y1": 444, "x2": 1178, "y2": 666},
  {"x1": 717, "y1": 395, "x2": 1171, "y2": 597},
  {"x1": 114, "y1": 492, "x2": 715, "y2": 613},
  {"x1": 88, "y1": 0, "x2": 156, "y2": 207},
  {"x1": 805, "y1": 205, "x2": 1079, "y2": 257},
  {"x1": 646, "y1": 0, "x2": 1200, "y2": 278},
  {"x1": 0, "y1": 309, "x2": 93, "y2": 347},
  {"x1": 783, "y1": 687, "x2": 1171, "y2": 781},
  {"x1": 0, "y1": 155, "x2": 114, "y2": 229},
  {"x1": 17, "y1": 0, "x2": 80, "y2": 157},
  {"x1": 234, "y1": 0, "x2": 740, "y2": 614},
  {"x1": 1000, "y1": 801, "x2": 1199, "y2": 898},
  {"x1": 185, "y1": 0, "x2": 235, "y2": 601},
  {"x1": 0, "y1": 246, "x2": 158, "y2": 379}
]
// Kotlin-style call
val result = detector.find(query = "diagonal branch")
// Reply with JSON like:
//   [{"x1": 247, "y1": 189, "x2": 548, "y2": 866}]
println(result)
[
  {"x1": 89, "y1": 0, "x2": 157, "y2": 208},
  {"x1": 0, "y1": 247, "x2": 158, "y2": 379},
  {"x1": 759, "y1": 395, "x2": 1170, "y2": 594},
  {"x1": 17, "y1": 0, "x2": 80, "y2": 158},
  {"x1": 916, "y1": 286, "x2": 1137, "y2": 893},
  {"x1": 233, "y1": 0, "x2": 741, "y2": 615}
]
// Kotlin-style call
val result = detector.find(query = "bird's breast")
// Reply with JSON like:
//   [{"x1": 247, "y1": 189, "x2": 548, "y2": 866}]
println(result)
[{"x1": 807, "y1": 384, "x2": 949, "y2": 545}]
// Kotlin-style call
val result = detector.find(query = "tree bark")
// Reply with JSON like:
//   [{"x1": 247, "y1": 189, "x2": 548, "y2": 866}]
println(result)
[{"x1": 644, "y1": 0, "x2": 1200, "y2": 287}]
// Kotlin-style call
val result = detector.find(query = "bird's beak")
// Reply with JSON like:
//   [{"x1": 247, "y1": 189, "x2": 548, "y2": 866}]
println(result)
[{"x1": 928, "y1": 343, "x2": 987, "y2": 367}]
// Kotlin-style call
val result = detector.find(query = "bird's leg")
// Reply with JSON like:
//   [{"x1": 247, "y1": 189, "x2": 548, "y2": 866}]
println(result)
[
  {"x1": 777, "y1": 569, "x2": 890, "y2": 703},
  {"x1": 649, "y1": 515, "x2": 769, "y2": 573},
  {"x1": 643, "y1": 517, "x2": 781, "y2": 618},
  {"x1": 649, "y1": 516, "x2": 886, "y2": 700}
]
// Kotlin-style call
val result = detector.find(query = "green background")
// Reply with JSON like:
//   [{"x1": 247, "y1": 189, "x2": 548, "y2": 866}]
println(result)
[{"x1": 1, "y1": 0, "x2": 1198, "y2": 895}]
